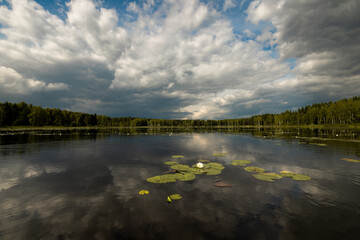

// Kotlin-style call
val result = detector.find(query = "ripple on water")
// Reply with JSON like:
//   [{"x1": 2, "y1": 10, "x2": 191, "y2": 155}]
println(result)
[{"x1": 352, "y1": 174, "x2": 360, "y2": 186}]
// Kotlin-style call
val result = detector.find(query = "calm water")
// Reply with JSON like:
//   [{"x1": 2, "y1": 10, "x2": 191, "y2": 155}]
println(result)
[{"x1": 0, "y1": 128, "x2": 360, "y2": 240}]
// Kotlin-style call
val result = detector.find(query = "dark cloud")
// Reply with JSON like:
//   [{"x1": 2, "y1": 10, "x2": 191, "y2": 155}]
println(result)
[{"x1": 277, "y1": 0, "x2": 360, "y2": 81}]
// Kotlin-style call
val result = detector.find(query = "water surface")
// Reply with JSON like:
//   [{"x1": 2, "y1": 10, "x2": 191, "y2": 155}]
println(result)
[{"x1": 0, "y1": 128, "x2": 360, "y2": 240}]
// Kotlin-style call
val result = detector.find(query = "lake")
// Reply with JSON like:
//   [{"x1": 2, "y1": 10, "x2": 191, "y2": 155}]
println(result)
[{"x1": 0, "y1": 127, "x2": 360, "y2": 240}]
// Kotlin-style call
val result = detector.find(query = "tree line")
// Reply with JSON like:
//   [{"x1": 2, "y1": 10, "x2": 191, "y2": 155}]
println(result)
[{"x1": 1, "y1": 96, "x2": 360, "y2": 127}]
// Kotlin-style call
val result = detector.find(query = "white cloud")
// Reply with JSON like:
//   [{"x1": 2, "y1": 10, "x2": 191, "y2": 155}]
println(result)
[
  {"x1": 45, "y1": 82, "x2": 69, "y2": 91},
  {"x1": 223, "y1": 0, "x2": 235, "y2": 12},
  {"x1": 0, "y1": 66, "x2": 68, "y2": 94},
  {"x1": 126, "y1": 2, "x2": 139, "y2": 13},
  {"x1": 108, "y1": 0, "x2": 289, "y2": 118}
]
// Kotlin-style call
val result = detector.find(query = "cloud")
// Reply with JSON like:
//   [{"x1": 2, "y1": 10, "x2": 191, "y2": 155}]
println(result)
[
  {"x1": 0, "y1": 0, "x2": 359, "y2": 119},
  {"x1": 246, "y1": 0, "x2": 360, "y2": 99},
  {"x1": 61, "y1": 97, "x2": 105, "y2": 113},
  {"x1": 223, "y1": 0, "x2": 235, "y2": 11},
  {"x1": 111, "y1": 0, "x2": 288, "y2": 92},
  {"x1": 0, "y1": 66, "x2": 68, "y2": 94}
]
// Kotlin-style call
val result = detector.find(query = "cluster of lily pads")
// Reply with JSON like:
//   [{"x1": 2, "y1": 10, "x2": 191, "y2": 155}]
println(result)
[
  {"x1": 138, "y1": 190, "x2": 182, "y2": 203},
  {"x1": 142, "y1": 152, "x2": 313, "y2": 204},
  {"x1": 146, "y1": 154, "x2": 312, "y2": 184},
  {"x1": 146, "y1": 154, "x2": 226, "y2": 184},
  {"x1": 230, "y1": 160, "x2": 311, "y2": 182}
]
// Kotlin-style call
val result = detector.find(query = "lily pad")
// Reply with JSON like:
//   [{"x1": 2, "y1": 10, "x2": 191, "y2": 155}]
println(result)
[
  {"x1": 261, "y1": 172, "x2": 282, "y2": 179},
  {"x1": 146, "y1": 174, "x2": 177, "y2": 183},
  {"x1": 213, "y1": 153, "x2": 227, "y2": 157},
  {"x1": 207, "y1": 162, "x2": 225, "y2": 170},
  {"x1": 169, "y1": 194, "x2": 182, "y2": 200},
  {"x1": 146, "y1": 175, "x2": 162, "y2": 183},
  {"x1": 186, "y1": 167, "x2": 205, "y2": 175},
  {"x1": 252, "y1": 172, "x2": 282, "y2": 182},
  {"x1": 172, "y1": 155, "x2": 184, "y2": 158},
  {"x1": 170, "y1": 164, "x2": 190, "y2": 171},
  {"x1": 175, "y1": 172, "x2": 196, "y2": 181},
  {"x1": 139, "y1": 190, "x2": 149, "y2": 195},
  {"x1": 244, "y1": 166, "x2": 266, "y2": 173},
  {"x1": 164, "y1": 161, "x2": 179, "y2": 165},
  {"x1": 253, "y1": 173, "x2": 276, "y2": 182},
  {"x1": 231, "y1": 160, "x2": 252, "y2": 166},
  {"x1": 205, "y1": 169, "x2": 222, "y2": 175},
  {"x1": 280, "y1": 171, "x2": 297, "y2": 177},
  {"x1": 341, "y1": 158, "x2": 360, "y2": 163},
  {"x1": 292, "y1": 174, "x2": 311, "y2": 181},
  {"x1": 214, "y1": 180, "x2": 233, "y2": 187}
]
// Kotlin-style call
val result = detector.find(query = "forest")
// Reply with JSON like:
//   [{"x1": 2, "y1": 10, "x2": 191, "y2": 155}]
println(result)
[{"x1": 1, "y1": 96, "x2": 360, "y2": 127}]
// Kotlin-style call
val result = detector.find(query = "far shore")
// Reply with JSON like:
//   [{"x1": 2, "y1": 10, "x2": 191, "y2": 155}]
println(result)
[{"x1": 1, "y1": 124, "x2": 360, "y2": 131}]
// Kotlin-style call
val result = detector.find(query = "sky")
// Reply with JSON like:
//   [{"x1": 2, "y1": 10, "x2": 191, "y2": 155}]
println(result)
[{"x1": 0, "y1": 0, "x2": 359, "y2": 119}]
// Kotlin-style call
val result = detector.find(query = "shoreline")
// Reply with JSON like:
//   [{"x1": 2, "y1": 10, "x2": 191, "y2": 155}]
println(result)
[{"x1": 1, "y1": 124, "x2": 360, "y2": 131}]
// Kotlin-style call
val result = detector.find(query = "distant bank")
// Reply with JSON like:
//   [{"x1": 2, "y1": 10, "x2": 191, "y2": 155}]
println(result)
[{"x1": 1, "y1": 96, "x2": 360, "y2": 128}]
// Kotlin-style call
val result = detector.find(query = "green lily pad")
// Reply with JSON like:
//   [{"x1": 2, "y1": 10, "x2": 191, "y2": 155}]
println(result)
[
  {"x1": 244, "y1": 166, "x2": 266, "y2": 173},
  {"x1": 252, "y1": 173, "x2": 276, "y2": 182},
  {"x1": 161, "y1": 174, "x2": 179, "y2": 181},
  {"x1": 172, "y1": 155, "x2": 184, "y2": 158},
  {"x1": 146, "y1": 171, "x2": 196, "y2": 183},
  {"x1": 231, "y1": 160, "x2": 252, "y2": 166},
  {"x1": 171, "y1": 164, "x2": 190, "y2": 171},
  {"x1": 252, "y1": 172, "x2": 282, "y2": 182},
  {"x1": 146, "y1": 174, "x2": 177, "y2": 183},
  {"x1": 175, "y1": 172, "x2": 196, "y2": 181},
  {"x1": 213, "y1": 153, "x2": 227, "y2": 157},
  {"x1": 262, "y1": 172, "x2": 282, "y2": 179},
  {"x1": 280, "y1": 171, "x2": 297, "y2": 177},
  {"x1": 186, "y1": 167, "x2": 204, "y2": 175},
  {"x1": 207, "y1": 162, "x2": 225, "y2": 170},
  {"x1": 164, "y1": 161, "x2": 179, "y2": 165},
  {"x1": 169, "y1": 194, "x2": 182, "y2": 200},
  {"x1": 146, "y1": 175, "x2": 162, "y2": 183},
  {"x1": 205, "y1": 169, "x2": 222, "y2": 175},
  {"x1": 341, "y1": 158, "x2": 360, "y2": 163},
  {"x1": 139, "y1": 190, "x2": 149, "y2": 195},
  {"x1": 292, "y1": 174, "x2": 311, "y2": 181}
]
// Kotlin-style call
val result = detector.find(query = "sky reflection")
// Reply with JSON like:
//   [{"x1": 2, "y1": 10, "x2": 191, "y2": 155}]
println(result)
[{"x1": 0, "y1": 130, "x2": 360, "y2": 239}]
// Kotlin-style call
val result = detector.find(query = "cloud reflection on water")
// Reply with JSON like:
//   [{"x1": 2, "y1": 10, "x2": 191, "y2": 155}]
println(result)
[{"x1": 0, "y1": 131, "x2": 360, "y2": 239}]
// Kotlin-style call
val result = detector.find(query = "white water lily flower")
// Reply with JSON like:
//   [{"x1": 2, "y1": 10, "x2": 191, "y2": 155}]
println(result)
[{"x1": 196, "y1": 162, "x2": 204, "y2": 168}]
